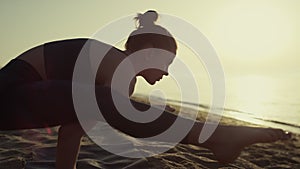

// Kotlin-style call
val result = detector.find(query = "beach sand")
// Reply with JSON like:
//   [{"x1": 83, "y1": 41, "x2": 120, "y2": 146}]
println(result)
[{"x1": 0, "y1": 98, "x2": 299, "y2": 169}]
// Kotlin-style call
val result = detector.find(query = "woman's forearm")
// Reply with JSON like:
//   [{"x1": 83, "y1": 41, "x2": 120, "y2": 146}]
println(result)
[{"x1": 95, "y1": 86, "x2": 196, "y2": 143}]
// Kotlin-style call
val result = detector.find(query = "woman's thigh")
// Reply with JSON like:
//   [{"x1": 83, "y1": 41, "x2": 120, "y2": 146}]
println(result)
[{"x1": 0, "y1": 81, "x2": 78, "y2": 130}]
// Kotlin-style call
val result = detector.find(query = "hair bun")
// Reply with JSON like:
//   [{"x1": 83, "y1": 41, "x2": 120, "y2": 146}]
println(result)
[{"x1": 135, "y1": 10, "x2": 158, "y2": 28}]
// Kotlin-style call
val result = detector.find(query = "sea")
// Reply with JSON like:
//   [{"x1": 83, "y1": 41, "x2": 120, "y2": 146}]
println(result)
[{"x1": 134, "y1": 75, "x2": 300, "y2": 134}]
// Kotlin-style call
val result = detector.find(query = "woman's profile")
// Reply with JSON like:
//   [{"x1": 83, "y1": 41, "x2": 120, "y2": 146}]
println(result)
[{"x1": 0, "y1": 10, "x2": 290, "y2": 169}]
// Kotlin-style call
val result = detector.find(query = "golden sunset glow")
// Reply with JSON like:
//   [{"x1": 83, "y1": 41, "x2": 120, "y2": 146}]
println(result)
[{"x1": 1, "y1": 0, "x2": 299, "y2": 128}]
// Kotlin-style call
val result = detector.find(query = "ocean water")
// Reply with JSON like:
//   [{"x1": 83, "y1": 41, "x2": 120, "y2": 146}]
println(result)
[
  {"x1": 221, "y1": 75, "x2": 300, "y2": 134},
  {"x1": 134, "y1": 75, "x2": 300, "y2": 134}
]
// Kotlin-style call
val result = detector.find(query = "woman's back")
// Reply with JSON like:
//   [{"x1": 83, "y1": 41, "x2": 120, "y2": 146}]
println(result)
[{"x1": 18, "y1": 38, "x2": 114, "y2": 81}]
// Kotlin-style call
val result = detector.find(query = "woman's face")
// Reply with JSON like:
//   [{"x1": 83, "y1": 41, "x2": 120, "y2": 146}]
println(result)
[{"x1": 138, "y1": 49, "x2": 175, "y2": 85}]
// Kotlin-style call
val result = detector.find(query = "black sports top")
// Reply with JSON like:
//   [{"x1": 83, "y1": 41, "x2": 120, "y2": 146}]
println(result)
[{"x1": 15, "y1": 38, "x2": 126, "y2": 81}]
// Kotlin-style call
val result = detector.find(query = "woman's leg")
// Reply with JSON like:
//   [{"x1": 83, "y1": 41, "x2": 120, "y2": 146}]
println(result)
[
  {"x1": 0, "y1": 82, "x2": 291, "y2": 165},
  {"x1": 95, "y1": 88, "x2": 291, "y2": 163},
  {"x1": 185, "y1": 122, "x2": 291, "y2": 163}
]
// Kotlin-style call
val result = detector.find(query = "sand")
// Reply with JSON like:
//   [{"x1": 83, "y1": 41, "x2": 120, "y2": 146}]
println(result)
[{"x1": 0, "y1": 99, "x2": 299, "y2": 169}]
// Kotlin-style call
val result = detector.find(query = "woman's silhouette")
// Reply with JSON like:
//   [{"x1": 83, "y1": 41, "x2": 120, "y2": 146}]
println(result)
[{"x1": 0, "y1": 10, "x2": 290, "y2": 169}]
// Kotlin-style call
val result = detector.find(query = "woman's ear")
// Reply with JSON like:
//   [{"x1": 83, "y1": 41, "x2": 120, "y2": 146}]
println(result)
[{"x1": 142, "y1": 44, "x2": 154, "y2": 61}]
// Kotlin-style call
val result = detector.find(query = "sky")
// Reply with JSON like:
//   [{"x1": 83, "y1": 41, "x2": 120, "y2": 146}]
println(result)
[
  {"x1": 1, "y1": 0, "x2": 299, "y2": 128},
  {"x1": 0, "y1": 0, "x2": 299, "y2": 85}
]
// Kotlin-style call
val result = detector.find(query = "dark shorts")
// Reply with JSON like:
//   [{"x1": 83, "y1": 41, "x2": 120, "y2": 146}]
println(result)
[
  {"x1": 0, "y1": 81, "x2": 81, "y2": 130},
  {"x1": 0, "y1": 60, "x2": 79, "y2": 130}
]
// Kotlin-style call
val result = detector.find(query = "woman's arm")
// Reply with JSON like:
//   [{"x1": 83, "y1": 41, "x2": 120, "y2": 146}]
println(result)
[{"x1": 95, "y1": 86, "x2": 192, "y2": 143}]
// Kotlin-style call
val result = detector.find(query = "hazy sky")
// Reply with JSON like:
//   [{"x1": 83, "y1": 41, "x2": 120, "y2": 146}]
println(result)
[{"x1": 1, "y1": 0, "x2": 299, "y2": 78}]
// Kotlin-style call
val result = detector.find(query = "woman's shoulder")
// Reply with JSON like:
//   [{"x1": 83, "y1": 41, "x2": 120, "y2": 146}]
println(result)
[{"x1": 44, "y1": 38, "x2": 125, "y2": 56}]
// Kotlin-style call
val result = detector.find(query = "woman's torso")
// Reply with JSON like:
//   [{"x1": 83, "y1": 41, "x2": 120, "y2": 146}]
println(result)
[{"x1": 1, "y1": 38, "x2": 136, "y2": 96}]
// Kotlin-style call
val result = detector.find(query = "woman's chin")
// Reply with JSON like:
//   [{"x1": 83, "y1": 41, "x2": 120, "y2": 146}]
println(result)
[
  {"x1": 145, "y1": 77, "x2": 162, "y2": 85},
  {"x1": 147, "y1": 79, "x2": 157, "y2": 85},
  {"x1": 149, "y1": 81, "x2": 156, "y2": 85}
]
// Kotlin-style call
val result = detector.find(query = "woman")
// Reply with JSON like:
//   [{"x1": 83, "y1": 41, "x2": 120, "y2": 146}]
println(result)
[{"x1": 0, "y1": 10, "x2": 290, "y2": 169}]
